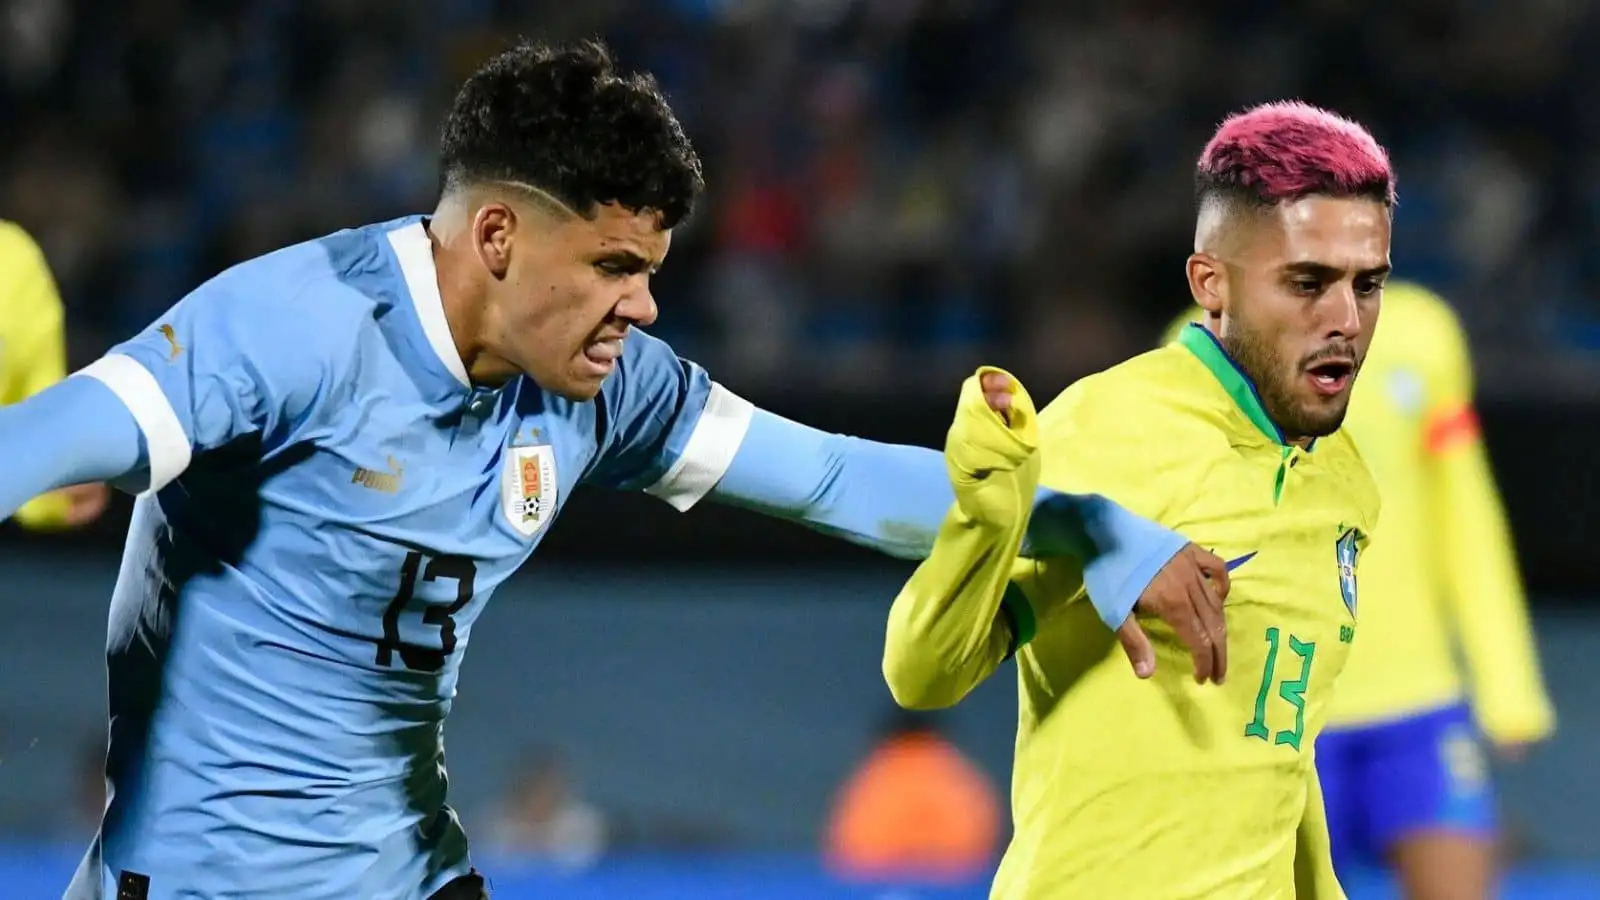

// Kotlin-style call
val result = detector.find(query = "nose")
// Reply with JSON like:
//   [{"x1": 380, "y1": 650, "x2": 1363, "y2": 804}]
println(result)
[
  {"x1": 617, "y1": 287, "x2": 658, "y2": 328},
  {"x1": 1321, "y1": 285, "x2": 1362, "y2": 340}
]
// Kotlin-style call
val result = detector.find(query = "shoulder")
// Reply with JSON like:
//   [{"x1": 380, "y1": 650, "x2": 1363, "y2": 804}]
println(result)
[
  {"x1": 1040, "y1": 345, "x2": 1232, "y2": 456},
  {"x1": 211, "y1": 221, "x2": 401, "y2": 319},
  {"x1": 596, "y1": 329, "x2": 701, "y2": 413},
  {"x1": 1031, "y1": 347, "x2": 1230, "y2": 521},
  {"x1": 183, "y1": 224, "x2": 400, "y2": 363}
]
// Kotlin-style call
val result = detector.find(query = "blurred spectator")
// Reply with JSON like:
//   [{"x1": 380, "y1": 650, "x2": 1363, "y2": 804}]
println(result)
[
  {"x1": 488, "y1": 747, "x2": 609, "y2": 871},
  {"x1": 823, "y1": 707, "x2": 1001, "y2": 884}
]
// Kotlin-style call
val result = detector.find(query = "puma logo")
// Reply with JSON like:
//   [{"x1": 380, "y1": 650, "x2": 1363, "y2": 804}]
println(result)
[
  {"x1": 157, "y1": 324, "x2": 183, "y2": 360},
  {"x1": 353, "y1": 456, "x2": 404, "y2": 494}
]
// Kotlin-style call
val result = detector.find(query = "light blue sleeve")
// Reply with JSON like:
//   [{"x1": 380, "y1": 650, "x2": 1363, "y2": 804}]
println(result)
[
  {"x1": 710, "y1": 412, "x2": 1188, "y2": 625},
  {"x1": 0, "y1": 377, "x2": 147, "y2": 521},
  {"x1": 707, "y1": 409, "x2": 949, "y2": 559},
  {"x1": 59, "y1": 275, "x2": 339, "y2": 497},
  {"x1": 1027, "y1": 491, "x2": 1190, "y2": 629}
]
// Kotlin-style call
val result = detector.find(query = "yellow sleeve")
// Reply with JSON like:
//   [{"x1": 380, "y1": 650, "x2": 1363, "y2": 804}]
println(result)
[
  {"x1": 1, "y1": 224, "x2": 74, "y2": 530},
  {"x1": 883, "y1": 368, "x2": 1040, "y2": 710},
  {"x1": 1293, "y1": 767, "x2": 1346, "y2": 899},
  {"x1": 1423, "y1": 303, "x2": 1555, "y2": 744}
]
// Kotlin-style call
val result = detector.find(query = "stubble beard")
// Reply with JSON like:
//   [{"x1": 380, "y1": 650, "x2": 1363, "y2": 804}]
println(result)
[{"x1": 1222, "y1": 323, "x2": 1349, "y2": 442}]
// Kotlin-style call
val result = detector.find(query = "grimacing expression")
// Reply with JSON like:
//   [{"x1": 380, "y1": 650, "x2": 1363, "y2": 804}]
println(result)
[
  {"x1": 483, "y1": 201, "x2": 669, "y2": 400},
  {"x1": 1211, "y1": 196, "x2": 1390, "y2": 441}
]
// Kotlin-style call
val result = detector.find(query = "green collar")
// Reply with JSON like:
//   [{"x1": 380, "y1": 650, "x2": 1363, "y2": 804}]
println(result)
[{"x1": 1177, "y1": 323, "x2": 1288, "y2": 446}]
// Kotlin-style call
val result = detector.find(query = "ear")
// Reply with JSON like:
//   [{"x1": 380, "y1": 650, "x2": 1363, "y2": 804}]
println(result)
[
  {"x1": 1186, "y1": 252, "x2": 1226, "y2": 316},
  {"x1": 472, "y1": 202, "x2": 517, "y2": 279}
]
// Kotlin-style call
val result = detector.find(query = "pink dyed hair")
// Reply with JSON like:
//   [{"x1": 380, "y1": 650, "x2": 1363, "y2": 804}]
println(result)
[{"x1": 1197, "y1": 101, "x2": 1396, "y2": 207}]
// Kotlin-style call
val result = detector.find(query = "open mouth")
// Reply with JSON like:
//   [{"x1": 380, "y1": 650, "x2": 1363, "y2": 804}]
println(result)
[
  {"x1": 1305, "y1": 359, "x2": 1355, "y2": 396},
  {"x1": 581, "y1": 338, "x2": 624, "y2": 375}
]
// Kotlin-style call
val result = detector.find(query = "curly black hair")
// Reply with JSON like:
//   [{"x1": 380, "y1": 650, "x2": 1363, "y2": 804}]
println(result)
[{"x1": 438, "y1": 38, "x2": 704, "y2": 228}]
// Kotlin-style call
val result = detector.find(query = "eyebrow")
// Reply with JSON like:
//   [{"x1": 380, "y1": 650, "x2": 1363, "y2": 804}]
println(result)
[
  {"x1": 594, "y1": 249, "x2": 659, "y2": 271},
  {"x1": 1283, "y1": 261, "x2": 1392, "y2": 279}
]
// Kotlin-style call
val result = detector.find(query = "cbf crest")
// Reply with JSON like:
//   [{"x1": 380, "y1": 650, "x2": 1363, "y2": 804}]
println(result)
[
  {"x1": 502, "y1": 443, "x2": 558, "y2": 536},
  {"x1": 1335, "y1": 527, "x2": 1362, "y2": 618}
]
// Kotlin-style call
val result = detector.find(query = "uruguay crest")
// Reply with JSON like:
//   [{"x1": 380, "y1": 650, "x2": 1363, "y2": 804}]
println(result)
[
  {"x1": 503, "y1": 444, "x2": 558, "y2": 536},
  {"x1": 1335, "y1": 528, "x2": 1362, "y2": 617}
]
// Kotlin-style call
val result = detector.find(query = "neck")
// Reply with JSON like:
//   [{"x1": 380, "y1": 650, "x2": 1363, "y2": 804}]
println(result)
[
  {"x1": 424, "y1": 204, "x2": 500, "y2": 386},
  {"x1": 1200, "y1": 323, "x2": 1312, "y2": 448}
]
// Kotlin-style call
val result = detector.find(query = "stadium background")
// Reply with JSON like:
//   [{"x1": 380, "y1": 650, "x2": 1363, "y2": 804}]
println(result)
[{"x1": 3, "y1": 0, "x2": 1599, "y2": 896}]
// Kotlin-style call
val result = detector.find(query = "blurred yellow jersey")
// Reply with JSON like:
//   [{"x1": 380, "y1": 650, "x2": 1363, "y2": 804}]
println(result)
[
  {"x1": 1002, "y1": 328, "x2": 1378, "y2": 898},
  {"x1": 0, "y1": 220, "x2": 75, "y2": 529},
  {"x1": 1163, "y1": 287, "x2": 1554, "y2": 744}
]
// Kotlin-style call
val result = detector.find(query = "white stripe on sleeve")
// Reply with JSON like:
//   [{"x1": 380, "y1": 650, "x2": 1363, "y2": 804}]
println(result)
[
  {"x1": 644, "y1": 382, "x2": 755, "y2": 512},
  {"x1": 76, "y1": 354, "x2": 194, "y2": 495}
]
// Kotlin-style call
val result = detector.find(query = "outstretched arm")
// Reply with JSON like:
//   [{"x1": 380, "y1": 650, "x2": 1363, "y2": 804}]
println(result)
[
  {"x1": 707, "y1": 409, "x2": 1190, "y2": 626},
  {"x1": 0, "y1": 377, "x2": 147, "y2": 523},
  {"x1": 703, "y1": 408, "x2": 948, "y2": 559}
]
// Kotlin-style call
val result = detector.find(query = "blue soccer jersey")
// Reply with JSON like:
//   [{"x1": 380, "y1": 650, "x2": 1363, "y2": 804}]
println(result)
[
  {"x1": 0, "y1": 215, "x2": 1190, "y2": 900},
  {"x1": 67, "y1": 217, "x2": 772, "y2": 898}
]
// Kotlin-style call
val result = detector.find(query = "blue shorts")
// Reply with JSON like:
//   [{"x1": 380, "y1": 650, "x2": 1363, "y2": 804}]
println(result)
[{"x1": 1316, "y1": 702, "x2": 1496, "y2": 865}]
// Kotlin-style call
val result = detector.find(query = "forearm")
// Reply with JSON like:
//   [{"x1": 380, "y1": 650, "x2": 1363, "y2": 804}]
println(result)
[
  {"x1": 709, "y1": 411, "x2": 1189, "y2": 617},
  {"x1": 707, "y1": 410, "x2": 952, "y2": 559},
  {"x1": 883, "y1": 502, "x2": 1029, "y2": 710},
  {"x1": 0, "y1": 377, "x2": 146, "y2": 522}
]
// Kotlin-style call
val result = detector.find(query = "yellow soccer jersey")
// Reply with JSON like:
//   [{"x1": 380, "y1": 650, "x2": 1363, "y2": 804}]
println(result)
[
  {"x1": 886, "y1": 328, "x2": 1379, "y2": 899},
  {"x1": 1163, "y1": 287, "x2": 1554, "y2": 744},
  {"x1": 0, "y1": 220, "x2": 75, "y2": 528}
]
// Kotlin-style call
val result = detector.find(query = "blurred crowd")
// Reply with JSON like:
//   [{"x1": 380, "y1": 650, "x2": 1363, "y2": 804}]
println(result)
[{"x1": 4, "y1": 0, "x2": 1600, "y2": 398}]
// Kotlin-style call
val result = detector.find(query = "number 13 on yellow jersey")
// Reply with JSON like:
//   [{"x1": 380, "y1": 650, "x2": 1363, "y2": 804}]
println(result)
[{"x1": 1244, "y1": 626, "x2": 1316, "y2": 751}]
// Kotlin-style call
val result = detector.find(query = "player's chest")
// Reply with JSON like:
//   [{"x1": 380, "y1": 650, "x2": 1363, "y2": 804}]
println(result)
[
  {"x1": 273, "y1": 380, "x2": 599, "y2": 557},
  {"x1": 1177, "y1": 449, "x2": 1367, "y2": 636}
]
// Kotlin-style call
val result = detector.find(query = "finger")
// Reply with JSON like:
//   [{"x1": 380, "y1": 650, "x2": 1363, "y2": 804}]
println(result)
[
  {"x1": 979, "y1": 374, "x2": 1014, "y2": 419},
  {"x1": 986, "y1": 392, "x2": 1013, "y2": 425},
  {"x1": 1115, "y1": 618, "x2": 1157, "y2": 679},
  {"x1": 979, "y1": 371, "x2": 1013, "y2": 395},
  {"x1": 1190, "y1": 570, "x2": 1227, "y2": 684},
  {"x1": 1192, "y1": 545, "x2": 1230, "y2": 602},
  {"x1": 1169, "y1": 586, "x2": 1214, "y2": 684}
]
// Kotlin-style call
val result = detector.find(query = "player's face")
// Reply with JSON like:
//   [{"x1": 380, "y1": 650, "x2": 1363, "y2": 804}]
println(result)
[
  {"x1": 1209, "y1": 196, "x2": 1390, "y2": 442},
  {"x1": 493, "y1": 202, "x2": 669, "y2": 400}
]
